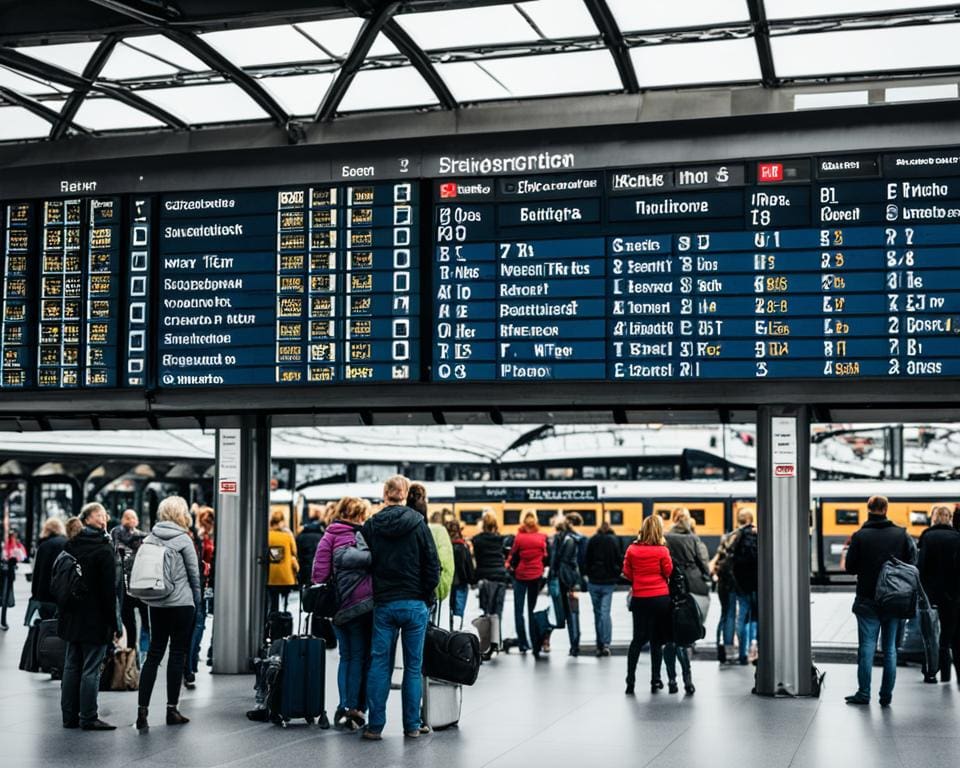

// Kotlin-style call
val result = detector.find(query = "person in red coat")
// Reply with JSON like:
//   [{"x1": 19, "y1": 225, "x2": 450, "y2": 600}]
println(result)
[
  {"x1": 622, "y1": 514, "x2": 673, "y2": 695},
  {"x1": 506, "y1": 511, "x2": 548, "y2": 655}
]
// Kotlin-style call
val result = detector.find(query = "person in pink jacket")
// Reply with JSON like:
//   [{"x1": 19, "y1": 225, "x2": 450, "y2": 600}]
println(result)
[{"x1": 312, "y1": 497, "x2": 373, "y2": 731}]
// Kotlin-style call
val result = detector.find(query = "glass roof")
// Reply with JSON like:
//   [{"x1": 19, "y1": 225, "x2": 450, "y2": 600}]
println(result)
[{"x1": 0, "y1": 1, "x2": 956, "y2": 143}]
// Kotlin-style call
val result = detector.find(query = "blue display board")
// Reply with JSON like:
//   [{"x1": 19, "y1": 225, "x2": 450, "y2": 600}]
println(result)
[{"x1": 431, "y1": 151, "x2": 960, "y2": 382}]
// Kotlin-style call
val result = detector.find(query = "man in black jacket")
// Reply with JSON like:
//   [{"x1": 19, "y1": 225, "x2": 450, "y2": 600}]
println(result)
[
  {"x1": 295, "y1": 507, "x2": 326, "y2": 587},
  {"x1": 58, "y1": 502, "x2": 120, "y2": 730},
  {"x1": 844, "y1": 495, "x2": 917, "y2": 706},
  {"x1": 585, "y1": 521, "x2": 622, "y2": 656},
  {"x1": 360, "y1": 475, "x2": 440, "y2": 740},
  {"x1": 918, "y1": 503, "x2": 960, "y2": 684},
  {"x1": 31, "y1": 518, "x2": 68, "y2": 620}
]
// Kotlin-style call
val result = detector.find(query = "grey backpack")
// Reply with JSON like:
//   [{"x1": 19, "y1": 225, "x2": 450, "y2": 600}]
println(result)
[{"x1": 875, "y1": 555, "x2": 920, "y2": 619}]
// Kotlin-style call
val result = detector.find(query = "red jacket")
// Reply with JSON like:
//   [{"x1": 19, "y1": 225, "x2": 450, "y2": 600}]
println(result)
[
  {"x1": 507, "y1": 530, "x2": 547, "y2": 581},
  {"x1": 622, "y1": 542, "x2": 672, "y2": 598}
]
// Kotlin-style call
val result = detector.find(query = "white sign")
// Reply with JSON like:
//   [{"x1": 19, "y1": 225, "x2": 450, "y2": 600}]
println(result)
[
  {"x1": 218, "y1": 429, "x2": 241, "y2": 495},
  {"x1": 771, "y1": 417, "x2": 797, "y2": 479}
]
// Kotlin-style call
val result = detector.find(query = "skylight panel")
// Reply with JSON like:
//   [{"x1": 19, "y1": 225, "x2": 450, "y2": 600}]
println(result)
[
  {"x1": 295, "y1": 18, "x2": 364, "y2": 59},
  {"x1": 0, "y1": 106, "x2": 52, "y2": 140},
  {"x1": 885, "y1": 83, "x2": 959, "y2": 103},
  {"x1": 259, "y1": 73, "x2": 335, "y2": 116},
  {"x1": 100, "y1": 42, "x2": 180, "y2": 79},
  {"x1": 631, "y1": 37, "x2": 761, "y2": 87},
  {"x1": 338, "y1": 66, "x2": 438, "y2": 112},
  {"x1": 473, "y1": 50, "x2": 622, "y2": 99},
  {"x1": 765, "y1": 0, "x2": 960, "y2": 20},
  {"x1": 609, "y1": 0, "x2": 749, "y2": 32},
  {"x1": 73, "y1": 97, "x2": 165, "y2": 130},
  {"x1": 367, "y1": 33, "x2": 399, "y2": 58},
  {"x1": 773, "y1": 24, "x2": 960, "y2": 78},
  {"x1": 200, "y1": 24, "x2": 327, "y2": 67},
  {"x1": 517, "y1": 0, "x2": 599, "y2": 39},
  {"x1": 124, "y1": 36, "x2": 207, "y2": 71},
  {"x1": 794, "y1": 91, "x2": 869, "y2": 110},
  {"x1": 397, "y1": 5, "x2": 541, "y2": 50},
  {"x1": 14, "y1": 42, "x2": 99, "y2": 75},
  {"x1": 434, "y1": 62, "x2": 511, "y2": 102},
  {"x1": 0, "y1": 66, "x2": 65, "y2": 96},
  {"x1": 137, "y1": 82, "x2": 268, "y2": 124}
]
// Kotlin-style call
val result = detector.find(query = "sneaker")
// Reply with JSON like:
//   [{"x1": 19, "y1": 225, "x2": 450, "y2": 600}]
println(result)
[
  {"x1": 879, "y1": 695, "x2": 892, "y2": 707},
  {"x1": 336, "y1": 714, "x2": 359, "y2": 732},
  {"x1": 346, "y1": 709, "x2": 366, "y2": 729},
  {"x1": 361, "y1": 728, "x2": 382, "y2": 741},
  {"x1": 184, "y1": 673, "x2": 196, "y2": 690},
  {"x1": 63, "y1": 719, "x2": 80, "y2": 729},
  {"x1": 844, "y1": 693, "x2": 870, "y2": 705},
  {"x1": 602, "y1": 647, "x2": 612, "y2": 657},
  {"x1": 81, "y1": 719, "x2": 117, "y2": 731}
]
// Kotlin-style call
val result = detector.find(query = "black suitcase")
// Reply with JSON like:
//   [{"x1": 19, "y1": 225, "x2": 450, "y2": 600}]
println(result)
[
  {"x1": 423, "y1": 624, "x2": 481, "y2": 686},
  {"x1": 36, "y1": 619, "x2": 67, "y2": 677},
  {"x1": 19, "y1": 623, "x2": 41, "y2": 672},
  {"x1": 268, "y1": 636, "x2": 328, "y2": 728}
]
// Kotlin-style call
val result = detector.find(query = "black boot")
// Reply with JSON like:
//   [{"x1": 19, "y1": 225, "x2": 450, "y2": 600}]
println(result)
[
  {"x1": 136, "y1": 707, "x2": 149, "y2": 731},
  {"x1": 625, "y1": 675, "x2": 635, "y2": 695},
  {"x1": 683, "y1": 671, "x2": 695, "y2": 695},
  {"x1": 940, "y1": 651, "x2": 951, "y2": 683},
  {"x1": 166, "y1": 706, "x2": 189, "y2": 726}
]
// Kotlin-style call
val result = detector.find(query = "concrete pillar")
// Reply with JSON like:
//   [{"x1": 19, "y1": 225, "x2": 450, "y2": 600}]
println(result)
[
  {"x1": 212, "y1": 416, "x2": 271, "y2": 674},
  {"x1": 756, "y1": 405, "x2": 813, "y2": 696}
]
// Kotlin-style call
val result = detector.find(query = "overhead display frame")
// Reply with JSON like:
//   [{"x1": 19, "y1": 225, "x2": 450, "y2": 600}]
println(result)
[{"x1": 2, "y1": 115, "x2": 960, "y2": 418}]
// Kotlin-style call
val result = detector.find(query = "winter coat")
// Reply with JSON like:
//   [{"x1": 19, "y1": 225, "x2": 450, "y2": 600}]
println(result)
[
  {"x1": 430, "y1": 523, "x2": 455, "y2": 601},
  {"x1": 665, "y1": 526, "x2": 711, "y2": 596},
  {"x1": 361, "y1": 505, "x2": 440, "y2": 605},
  {"x1": 451, "y1": 540, "x2": 476, "y2": 587},
  {"x1": 142, "y1": 521, "x2": 202, "y2": 608},
  {"x1": 57, "y1": 527, "x2": 119, "y2": 645},
  {"x1": 585, "y1": 530, "x2": 623, "y2": 585},
  {"x1": 472, "y1": 532, "x2": 509, "y2": 582},
  {"x1": 268, "y1": 528, "x2": 299, "y2": 587},
  {"x1": 312, "y1": 520, "x2": 374, "y2": 616},
  {"x1": 31, "y1": 534, "x2": 67, "y2": 603},
  {"x1": 845, "y1": 515, "x2": 917, "y2": 601},
  {"x1": 296, "y1": 521, "x2": 325, "y2": 587},
  {"x1": 622, "y1": 542, "x2": 673, "y2": 598},
  {"x1": 550, "y1": 530, "x2": 583, "y2": 591},
  {"x1": 506, "y1": 530, "x2": 548, "y2": 582},
  {"x1": 918, "y1": 524, "x2": 960, "y2": 606}
]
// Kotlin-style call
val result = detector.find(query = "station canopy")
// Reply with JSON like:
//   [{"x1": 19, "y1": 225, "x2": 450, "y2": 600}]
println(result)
[{"x1": 1, "y1": 1, "x2": 959, "y2": 143}]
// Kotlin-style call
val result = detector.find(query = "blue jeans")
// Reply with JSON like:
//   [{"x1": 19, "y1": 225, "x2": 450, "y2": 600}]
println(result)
[
  {"x1": 333, "y1": 614, "x2": 371, "y2": 712},
  {"x1": 61, "y1": 642, "x2": 108, "y2": 726},
  {"x1": 717, "y1": 587, "x2": 736, "y2": 646},
  {"x1": 854, "y1": 600, "x2": 900, "y2": 700},
  {"x1": 450, "y1": 585, "x2": 468, "y2": 619},
  {"x1": 735, "y1": 591, "x2": 758, "y2": 661},
  {"x1": 366, "y1": 600, "x2": 429, "y2": 733},
  {"x1": 588, "y1": 583, "x2": 615, "y2": 648},
  {"x1": 513, "y1": 578, "x2": 539, "y2": 652},
  {"x1": 187, "y1": 602, "x2": 206, "y2": 676}
]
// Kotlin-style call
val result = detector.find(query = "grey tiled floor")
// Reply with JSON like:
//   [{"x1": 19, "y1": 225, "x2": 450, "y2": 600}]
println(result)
[{"x1": 3, "y1": 582, "x2": 945, "y2": 768}]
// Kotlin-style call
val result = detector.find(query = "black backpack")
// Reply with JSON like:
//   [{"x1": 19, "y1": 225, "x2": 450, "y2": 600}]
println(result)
[
  {"x1": 733, "y1": 528, "x2": 759, "y2": 590},
  {"x1": 50, "y1": 550, "x2": 87, "y2": 609},
  {"x1": 875, "y1": 555, "x2": 921, "y2": 619},
  {"x1": 669, "y1": 569, "x2": 706, "y2": 646},
  {"x1": 423, "y1": 624, "x2": 481, "y2": 686}
]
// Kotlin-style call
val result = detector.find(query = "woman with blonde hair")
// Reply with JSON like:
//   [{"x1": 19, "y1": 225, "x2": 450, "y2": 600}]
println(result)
[
  {"x1": 622, "y1": 514, "x2": 673, "y2": 695},
  {"x1": 136, "y1": 495, "x2": 201, "y2": 730},
  {"x1": 268, "y1": 508, "x2": 298, "y2": 613},
  {"x1": 506, "y1": 510, "x2": 548, "y2": 656}
]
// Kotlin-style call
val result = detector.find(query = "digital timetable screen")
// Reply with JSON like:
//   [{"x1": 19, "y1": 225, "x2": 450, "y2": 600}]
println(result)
[{"x1": 431, "y1": 150, "x2": 960, "y2": 382}]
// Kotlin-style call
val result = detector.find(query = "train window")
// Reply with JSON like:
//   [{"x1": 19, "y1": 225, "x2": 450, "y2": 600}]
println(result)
[
  {"x1": 537, "y1": 509, "x2": 558, "y2": 526},
  {"x1": 688, "y1": 508, "x2": 706, "y2": 526},
  {"x1": 910, "y1": 510, "x2": 930, "y2": 526},
  {"x1": 607, "y1": 510, "x2": 624, "y2": 526},
  {"x1": 582, "y1": 466, "x2": 607, "y2": 480},
  {"x1": 578, "y1": 510, "x2": 597, "y2": 526},
  {"x1": 835, "y1": 509, "x2": 860, "y2": 525},
  {"x1": 459, "y1": 509, "x2": 482, "y2": 525},
  {"x1": 545, "y1": 467, "x2": 575, "y2": 480},
  {"x1": 609, "y1": 465, "x2": 630, "y2": 479},
  {"x1": 657, "y1": 509, "x2": 671, "y2": 520},
  {"x1": 504, "y1": 509, "x2": 521, "y2": 526}
]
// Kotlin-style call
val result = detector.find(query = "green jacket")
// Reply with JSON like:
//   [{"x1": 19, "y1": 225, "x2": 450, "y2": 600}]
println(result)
[{"x1": 429, "y1": 523, "x2": 454, "y2": 601}]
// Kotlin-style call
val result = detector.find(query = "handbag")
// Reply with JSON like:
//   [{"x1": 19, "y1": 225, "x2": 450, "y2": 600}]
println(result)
[
  {"x1": 302, "y1": 583, "x2": 337, "y2": 618},
  {"x1": 917, "y1": 587, "x2": 941, "y2": 677}
]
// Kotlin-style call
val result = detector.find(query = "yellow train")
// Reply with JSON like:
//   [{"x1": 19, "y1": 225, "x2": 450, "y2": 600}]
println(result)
[{"x1": 274, "y1": 479, "x2": 960, "y2": 583}]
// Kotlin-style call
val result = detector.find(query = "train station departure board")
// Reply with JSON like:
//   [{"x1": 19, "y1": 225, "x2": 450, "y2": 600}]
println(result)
[
  {"x1": 431, "y1": 150, "x2": 960, "y2": 382},
  {"x1": 157, "y1": 182, "x2": 418, "y2": 387}
]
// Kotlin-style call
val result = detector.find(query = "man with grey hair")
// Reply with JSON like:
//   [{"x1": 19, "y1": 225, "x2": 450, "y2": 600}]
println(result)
[
  {"x1": 58, "y1": 502, "x2": 120, "y2": 730},
  {"x1": 918, "y1": 503, "x2": 960, "y2": 684}
]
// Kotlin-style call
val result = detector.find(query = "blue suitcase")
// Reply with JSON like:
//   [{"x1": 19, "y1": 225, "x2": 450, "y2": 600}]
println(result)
[{"x1": 268, "y1": 636, "x2": 329, "y2": 728}]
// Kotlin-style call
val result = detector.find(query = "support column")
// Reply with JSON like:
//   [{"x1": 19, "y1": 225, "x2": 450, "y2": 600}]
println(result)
[
  {"x1": 213, "y1": 416, "x2": 271, "y2": 674},
  {"x1": 756, "y1": 405, "x2": 812, "y2": 696}
]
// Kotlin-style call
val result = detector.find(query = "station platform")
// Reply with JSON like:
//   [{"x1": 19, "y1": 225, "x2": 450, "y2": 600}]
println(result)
[{"x1": 4, "y1": 579, "x2": 952, "y2": 767}]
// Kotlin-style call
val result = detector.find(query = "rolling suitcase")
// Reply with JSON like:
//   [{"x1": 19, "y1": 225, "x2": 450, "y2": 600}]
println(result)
[
  {"x1": 422, "y1": 676, "x2": 462, "y2": 730},
  {"x1": 36, "y1": 619, "x2": 67, "y2": 677},
  {"x1": 268, "y1": 636, "x2": 329, "y2": 728},
  {"x1": 471, "y1": 614, "x2": 500, "y2": 659},
  {"x1": 19, "y1": 623, "x2": 41, "y2": 672}
]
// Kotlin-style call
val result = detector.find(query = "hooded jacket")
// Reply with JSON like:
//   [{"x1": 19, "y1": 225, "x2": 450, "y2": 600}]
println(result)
[
  {"x1": 472, "y1": 532, "x2": 509, "y2": 582},
  {"x1": 57, "y1": 527, "x2": 119, "y2": 645},
  {"x1": 31, "y1": 533, "x2": 67, "y2": 604},
  {"x1": 665, "y1": 525, "x2": 711, "y2": 596},
  {"x1": 918, "y1": 523, "x2": 960, "y2": 606},
  {"x1": 361, "y1": 505, "x2": 440, "y2": 605},
  {"x1": 312, "y1": 520, "x2": 374, "y2": 619},
  {"x1": 585, "y1": 530, "x2": 624, "y2": 585},
  {"x1": 142, "y1": 520, "x2": 202, "y2": 609},
  {"x1": 549, "y1": 530, "x2": 583, "y2": 591},
  {"x1": 845, "y1": 515, "x2": 917, "y2": 601}
]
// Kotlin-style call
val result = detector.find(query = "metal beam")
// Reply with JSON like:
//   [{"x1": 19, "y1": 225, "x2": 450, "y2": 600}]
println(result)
[
  {"x1": 382, "y1": 18, "x2": 457, "y2": 110},
  {"x1": 50, "y1": 34, "x2": 119, "y2": 140},
  {"x1": 583, "y1": 0, "x2": 640, "y2": 93},
  {"x1": 747, "y1": 0, "x2": 777, "y2": 88},
  {"x1": 315, "y1": 1, "x2": 400, "y2": 122},
  {"x1": 0, "y1": 45, "x2": 188, "y2": 130},
  {"x1": 0, "y1": 86, "x2": 92, "y2": 135}
]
